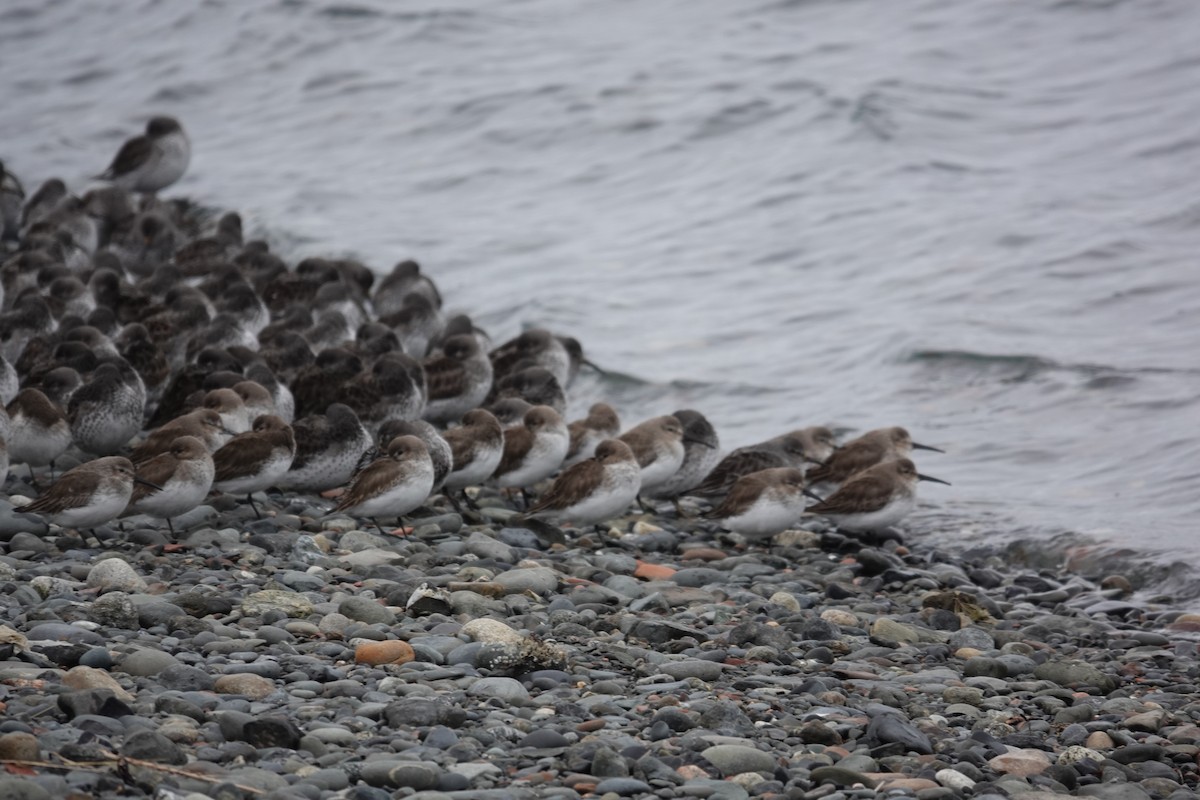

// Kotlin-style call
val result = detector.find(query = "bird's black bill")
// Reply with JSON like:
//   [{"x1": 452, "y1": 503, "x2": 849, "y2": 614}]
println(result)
[
  {"x1": 912, "y1": 442, "x2": 945, "y2": 453},
  {"x1": 134, "y1": 477, "x2": 164, "y2": 491},
  {"x1": 804, "y1": 455, "x2": 826, "y2": 466},
  {"x1": 804, "y1": 488, "x2": 826, "y2": 503},
  {"x1": 917, "y1": 473, "x2": 950, "y2": 486},
  {"x1": 581, "y1": 358, "x2": 605, "y2": 375}
]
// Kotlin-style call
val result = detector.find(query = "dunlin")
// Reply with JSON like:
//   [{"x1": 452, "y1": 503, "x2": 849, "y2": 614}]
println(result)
[
  {"x1": 422, "y1": 335, "x2": 493, "y2": 425},
  {"x1": 97, "y1": 117, "x2": 190, "y2": 194},
  {"x1": 487, "y1": 397, "x2": 534, "y2": 429},
  {"x1": 0, "y1": 355, "x2": 19, "y2": 405},
  {"x1": 16, "y1": 456, "x2": 159, "y2": 532},
  {"x1": 0, "y1": 159, "x2": 23, "y2": 242},
  {"x1": 442, "y1": 409, "x2": 504, "y2": 498},
  {"x1": 131, "y1": 408, "x2": 233, "y2": 464},
  {"x1": 245, "y1": 362, "x2": 295, "y2": 424},
  {"x1": 68, "y1": 361, "x2": 146, "y2": 455},
  {"x1": 648, "y1": 409, "x2": 721, "y2": 500},
  {"x1": 705, "y1": 467, "x2": 821, "y2": 540},
  {"x1": 334, "y1": 435, "x2": 434, "y2": 529},
  {"x1": 125, "y1": 435, "x2": 215, "y2": 536},
  {"x1": 378, "y1": 292, "x2": 443, "y2": 358},
  {"x1": 488, "y1": 366, "x2": 566, "y2": 416},
  {"x1": 291, "y1": 348, "x2": 363, "y2": 419},
  {"x1": 564, "y1": 402, "x2": 621, "y2": 467},
  {"x1": 691, "y1": 426, "x2": 836, "y2": 497},
  {"x1": 372, "y1": 419, "x2": 451, "y2": 493},
  {"x1": 490, "y1": 329, "x2": 573, "y2": 388},
  {"x1": 493, "y1": 406, "x2": 569, "y2": 499},
  {"x1": 6, "y1": 388, "x2": 72, "y2": 478},
  {"x1": 805, "y1": 426, "x2": 942, "y2": 486},
  {"x1": 212, "y1": 414, "x2": 296, "y2": 518},
  {"x1": 283, "y1": 403, "x2": 372, "y2": 492},
  {"x1": 523, "y1": 439, "x2": 641, "y2": 527},
  {"x1": 806, "y1": 457, "x2": 949, "y2": 533},
  {"x1": 232, "y1": 380, "x2": 277, "y2": 423},
  {"x1": 618, "y1": 415, "x2": 687, "y2": 497},
  {"x1": 372, "y1": 259, "x2": 442, "y2": 317},
  {"x1": 345, "y1": 352, "x2": 426, "y2": 424},
  {"x1": 201, "y1": 387, "x2": 251, "y2": 434}
]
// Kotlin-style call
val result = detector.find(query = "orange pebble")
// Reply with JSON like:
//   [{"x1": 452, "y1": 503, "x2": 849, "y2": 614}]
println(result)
[{"x1": 354, "y1": 640, "x2": 415, "y2": 666}]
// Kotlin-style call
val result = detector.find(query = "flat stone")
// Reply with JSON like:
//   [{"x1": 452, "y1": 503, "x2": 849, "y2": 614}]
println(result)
[
  {"x1": 85, "y1": 558, "x2": 147, "y2": 593},
  {"x1": 988, "y1": 748, "x2": 1052, "y2": 777},
  {"x1": 241, "y1": 589, "x2": 314, "y2": 617},
  {"x1": 214, "y1": 673, "x2": 276, "y2": 699},
  {"x1": 1033, "y1": 659, "x2": 1116, "y2": 692},
  {"x1": 700, "y1": 744, "x2": 775, "y2": 776}
]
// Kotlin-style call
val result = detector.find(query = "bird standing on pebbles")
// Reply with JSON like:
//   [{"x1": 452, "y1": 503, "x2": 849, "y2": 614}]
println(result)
[
  {"x1": 691, "y1": 426, "x2": 835, "y2": 498},
  {"x1": 16, "y1": 456, "x2": 160, "y2": 536},
  {"x1": 493, "y1": 405, "x2": 570, "y2": 504},
  {"x1": 212, "y1": 414, "x2": 296, "y2": 519},
  {"x1": 618, "y1": 415, "x2": 688, "y2": 499},
  {"x1": 442, "y1": 409, "x2": 504, "y2": 507},
  {"x1": 125, "y1": 435, "x2": 215, "y2": 536},
  {"x1": 523, "y1": 439, "x2": 642, "y2": 528},
  {"x1": 705, "y1": 467, "x2": 822, "y2": 540},
  {"x1": 564, "y1": 403, "x2": 620, "y2": 467},
  {"x1": 334, "y1": 435, "x2": 434, "y2": 532},
  {"x1": 806, "y1": 457, "x2": 949, "y2": 533},
  {"x1": 805, "y1": 426, "x2": 942, "y2": 486}
]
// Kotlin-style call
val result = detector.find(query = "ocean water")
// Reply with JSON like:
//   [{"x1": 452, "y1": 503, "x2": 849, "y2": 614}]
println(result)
[{"x1": 4, "y1": 0, "x2": 1199, "y2": 588}]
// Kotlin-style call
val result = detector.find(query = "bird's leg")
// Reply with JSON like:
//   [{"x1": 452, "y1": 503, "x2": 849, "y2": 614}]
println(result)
[
  {"x1": 166, "y1": 518, "x2": 176, "y2": 539},
  {"x1": 247, "y1": 493, "x2": 261, "y2": 520},
  {"x1": 520, "y1": 489, "x2": 532, "y2": 511},
  {"x1": 445, "y1": 493, "x2": 464, "y2": 514},
  {"x1": 636, "y1": 495, "x2": 655, "y2": 514},
  {"x1": 373, "y1": 517, "x2": 386, "y2": 536}
]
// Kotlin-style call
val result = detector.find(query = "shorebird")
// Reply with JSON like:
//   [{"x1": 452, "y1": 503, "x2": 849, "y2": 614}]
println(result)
[
  {"x1": 125, "y1": 436, "x2": 214, "y2": 536},
  {"x1": 372, "y1": 259, "x2": 442, "y2": 317},
  {"x1": 806, "y1": 457, "x2": 949, "y2": 533},
  {"x1": 67, "y1": 361, "x2": 146, "y2": 456},
  {"x1": 378, "y1": 292, "x2": 443, "y2": 358},
  {"x1": 232, "y1": 380, "x2": 277, "y2": 423},
  {"x1": 564, "y1": 403, "x2": 620, "y2": 467},
  {"x1": 488, "y1": 366, "x2": 566, "y2": 416},
  {"x1": 6, "y1": 388, "x2": 72, "y2": 480},
  {"x1": 805, "y1": 426, "x2": 942, "y2": 486},
  {"x1": 691, "y1": 426, "x2": 836, "y2": 497},
  {"x1": 201, "y1": 387, "x2": 251, "y2": 434},
  {"x1": 96, "y1": 117, "x2": 190, "y2": 194},
  {"x1": 0, "y1": 159, "x2": 23, "y2": 243},
  {"x1": 334, "y1": 435, "x2": 434, "y2": 531},
  {"x1": 523, "y1": 439, "x2": 641, "y2": 527},
  {"x1": 131, "y1": 408, "x2": 233, "y2": 464},
  {"x1": 16, "y1": 456, "x2": 160, "y2": 535},
  {"x1": 369, "y1": 419, "x2": 451, "y2": 494},
  {"x1": 487, "y1": 397, "x2": 534, "y2": 429},
  {"x1": 647, "y1": 409, "x2": 721, "y2": 502},
  {"x1": 442, "y1": 409, "x2": 504, "y2": 506},
  {"x1": 421, "y1": 335, "x2": 493, "y2": 425},
  {"x1": 489, "y1": 328, "x2": 573, "y2": 388},
  {"x1": 617, "y1": 415, "x2": 688, "y2": 499},
  {"x1": 493, "y1": 405, "x2": 569, "y2": 504},
  {"x1": 283, "y1": 403, "x2": 372, "y2": 492},
  {"x1": 211, "y1": 414, "x2": 296, "y2": 519},
  {"x1": 705, "y1": 467, "x2": 822, "y2": 540}
]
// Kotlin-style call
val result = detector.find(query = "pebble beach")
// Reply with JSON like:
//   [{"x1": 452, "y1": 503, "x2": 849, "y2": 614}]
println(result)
[{"x1": 2, "y1": 464, "x2": 1200, "y2": 800}]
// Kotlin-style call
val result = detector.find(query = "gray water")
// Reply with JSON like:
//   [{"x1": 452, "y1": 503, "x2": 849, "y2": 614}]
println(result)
[{"x1": 4, "y1": 0, "x2": 1199, "y2": 582}]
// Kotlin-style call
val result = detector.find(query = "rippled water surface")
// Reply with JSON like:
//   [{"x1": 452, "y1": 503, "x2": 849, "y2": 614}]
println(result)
[{"x1": 4, "y1": 0, "x2": 1199, "y2": 579}]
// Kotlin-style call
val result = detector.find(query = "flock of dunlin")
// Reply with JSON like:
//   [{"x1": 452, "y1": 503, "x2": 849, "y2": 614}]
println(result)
[{"x1": 0, "y1": 117, "x2": 949, "y2": 545}]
